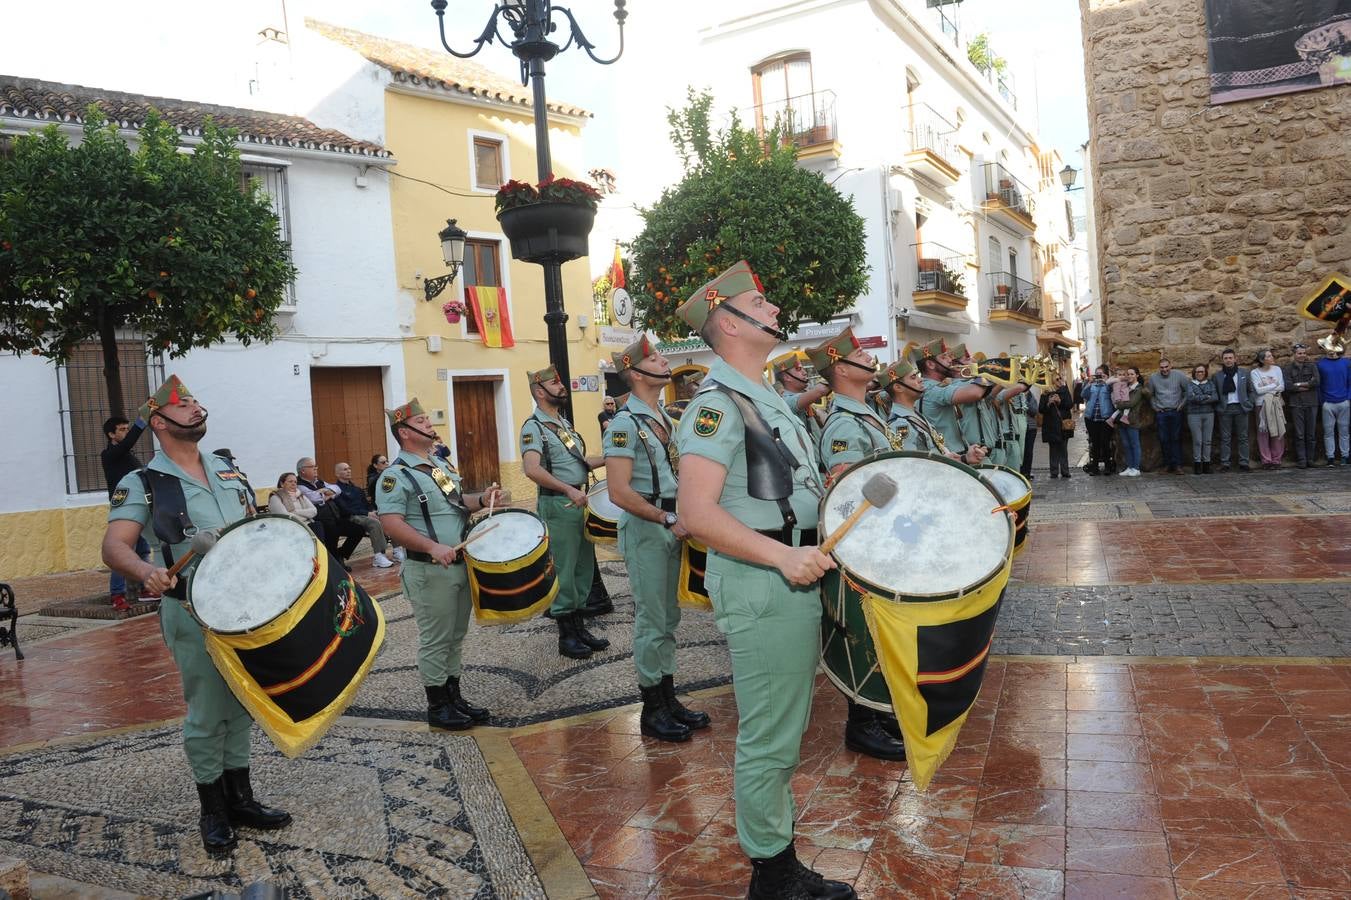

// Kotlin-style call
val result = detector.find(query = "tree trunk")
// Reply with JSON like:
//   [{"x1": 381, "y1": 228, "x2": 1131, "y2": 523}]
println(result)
[{"x1": 99, "y1": 312, "x2": 125, "y2": 417}]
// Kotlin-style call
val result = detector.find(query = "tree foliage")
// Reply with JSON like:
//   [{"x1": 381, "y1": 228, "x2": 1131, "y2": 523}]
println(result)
[
  {"x1": 0, "y1": 107, "x2": 297, "y2": 413},
  {"x1": 630, "y1": 90, "x2": 868, "y2": 340}
]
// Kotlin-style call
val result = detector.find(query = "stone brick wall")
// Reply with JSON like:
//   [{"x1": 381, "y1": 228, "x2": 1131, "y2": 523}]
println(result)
[{"x1": 1081, "y1": 0, "x2": 1351, "y2": 367}]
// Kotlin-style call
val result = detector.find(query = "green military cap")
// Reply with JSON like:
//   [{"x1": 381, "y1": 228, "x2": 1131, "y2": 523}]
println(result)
[
  {"x1": 675, "y1": 260, "x2": 764, "y2": 331},
  {"x1": 878, "y1": 358, "x2": 916, "y2": 389},
  {"x1": 386, "y1": 397, "x2": 426, "y2": 425},
  {"x1": 527, "y1": 365, "x2": 560, "y2": 385},
  {"x1": 612, "y1": 334, "x2": 656, "y2": 371},
  {"x1": 138, "y1": 374, "x2": 195, "y2": 422},
  {"x1": 948, "y1": 342, "x2": 970, "y2": 361},
  {"x1": 769, "y1": 349, "x2": 806, "y2": 375},
  {"x1": 806, "y1": 327, "x2": 860, "y2": 373}
]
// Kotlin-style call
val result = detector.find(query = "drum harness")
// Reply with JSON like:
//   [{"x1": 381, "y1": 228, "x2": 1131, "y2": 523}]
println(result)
[
  {"x1": 823, "y1": 407, "x2": 894, "y2": 454},
  {"x1": 393, "y1": 460, "x2": 467, "y2": 565},
  {"x1": 529, "y1": 415, "x2": 593, "y2": 497},
  {"x1": 615, "y1": 410, "x2": 678, "y2": 513},
  {"x1": 134, "y1": 451, "x2": 257, "y2": 601}
]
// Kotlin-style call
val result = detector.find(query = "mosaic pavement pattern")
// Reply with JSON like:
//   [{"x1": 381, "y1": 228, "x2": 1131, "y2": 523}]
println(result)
[{"x1": 0, "y1": 724, "x2": 545, "y2": 898}]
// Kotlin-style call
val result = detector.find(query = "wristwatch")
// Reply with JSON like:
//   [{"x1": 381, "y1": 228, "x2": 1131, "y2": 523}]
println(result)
[{"x1": 662, "y1": 512, "x2": 678, "y2": 529}]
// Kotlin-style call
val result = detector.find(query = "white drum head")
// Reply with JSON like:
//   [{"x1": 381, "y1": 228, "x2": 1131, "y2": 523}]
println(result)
[
  {"x1": 586, "y1": 482, "x2": 623, "y2": 520},
  {"x1": 823, "y1": 455, "x2": 1011, "y2": 596},
  {"x1": 191, "y1": 516, "x2": 317, "y2": 632},
  {"x1": 980, "y1": 468, "x2": 1031, "y2": 506},
  {"x1": 466, "y1": 510, "x2": 546, "y2": 563}
]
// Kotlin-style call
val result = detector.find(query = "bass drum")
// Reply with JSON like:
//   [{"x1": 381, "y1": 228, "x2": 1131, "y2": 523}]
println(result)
[
  {"x1": 188, "y1": 514, "x2": 386, "y2": 758},
  {"x1": 583, "y1": 481, "x2": 621, "y2": 544},
  {"x1": 976, "y1": 465, "x2": 1032, "y2": 557},
  {"x1": 462, "y1": 509, "x2": 558, "y2": 624}
]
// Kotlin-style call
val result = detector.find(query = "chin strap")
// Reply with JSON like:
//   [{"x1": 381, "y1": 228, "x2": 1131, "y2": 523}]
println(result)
[
  {"x1": 628, "y1": 365, "x2": 672, "y2": 381},
  {"x1": 721, "y1": 303, "x2": 789, "y2": 341}
]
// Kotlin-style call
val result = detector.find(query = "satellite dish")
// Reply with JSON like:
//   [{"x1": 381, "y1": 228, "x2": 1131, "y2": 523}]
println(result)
[{"x1": 611, "y1": 287, "x2": 634, "y2": 327}]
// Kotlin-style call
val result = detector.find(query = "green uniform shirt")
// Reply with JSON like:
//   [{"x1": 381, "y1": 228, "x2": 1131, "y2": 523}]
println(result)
[
  {"x1": 677, "y1": 358, "x2": 822, "y2": 530},
  {"x1": 889, "y1": 403, "x2": 944, "y2": 453},
  {"x1": 917, "y1": 377, "x2": 967, "y2": 451},
  {"x1": 375, "y1": 450, "x2": 467, "y2": 543},
  {"x1": 819, "y1": 395, "x2": 890, "y2": 470},
  {"x1": 520, "y1": 408, "x2": 590, "y2": 488},
  {"x1": 603, "y1": 396, "x2": 677, "y2": 500},
  {"x1": 108, "y1": 450, "x2": 253, "y2": 568},
  {"x1": 780, "y1": 387, "x2": 823, "y2": 445}
]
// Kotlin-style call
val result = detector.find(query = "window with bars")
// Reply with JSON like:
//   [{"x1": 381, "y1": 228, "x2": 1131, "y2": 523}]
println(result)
[
  {"x1": 460, "y1": 239, "x2": 503, "y2": 336},
  {"x1": 240, "y1": 162, "x2": 295, "y2": 305},
  {"x1": 57, "y1": 338, "x2": 164, "y2": 494}
]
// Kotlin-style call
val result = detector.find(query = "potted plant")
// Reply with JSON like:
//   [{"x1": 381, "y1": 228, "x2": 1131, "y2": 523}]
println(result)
[
  {"x1": 442, "y1": 299, "x2": 466, "y2": 324},
  {"x1": 495, "y1": 175, "x2": 602, "y2": 265},
  {"x1": 939, "y1": 262, "x2": 965, "y2": 296}
]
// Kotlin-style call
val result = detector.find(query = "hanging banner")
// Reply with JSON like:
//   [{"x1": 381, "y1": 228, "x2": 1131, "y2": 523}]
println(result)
[{"x1": 1206, "y1": 1, "x2": 1351, "y2": 104}]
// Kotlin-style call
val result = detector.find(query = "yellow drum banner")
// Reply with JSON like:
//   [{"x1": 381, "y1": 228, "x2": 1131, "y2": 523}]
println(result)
[{"x1": 678, "y1": 539, "x2": 713, "y2": 610}]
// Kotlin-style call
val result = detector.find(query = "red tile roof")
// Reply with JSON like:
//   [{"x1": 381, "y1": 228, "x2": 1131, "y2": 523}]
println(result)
[
  {"x1": 307, "y1": 18, "x2": 590, "y2": 119},
  {"x1": 0, "y1": 76, "x2": 391, "y2": 159}
]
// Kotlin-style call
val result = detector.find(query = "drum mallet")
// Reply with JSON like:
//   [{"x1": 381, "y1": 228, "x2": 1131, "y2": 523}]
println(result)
[
  {"x1": 164, "y1": 529, "x2": 219, "y2": 579},
  {"x1": 819, "y1": 473, "x2": 898, "y2": 554}
]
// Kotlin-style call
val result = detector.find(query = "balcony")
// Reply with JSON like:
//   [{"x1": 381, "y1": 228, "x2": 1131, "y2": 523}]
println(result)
[
  {"x1": 982, "y1": 162, "x2": 1036, "y2": 234},
  {"x1": 988, "y1": 272, "x2": 1042, "y2": 327},
  {"x1": 911, "y1": 243, "x2": 968, "y2": 312},
  {"x1": 1043, "y1": 300, "x2": 1072, "y2": 333},
  {"x1": 905, "y1": 104, "x2": 961, "y2": 183},
  {"x1": 751, "y1": 90, "x2": 840, "y2": 162}
]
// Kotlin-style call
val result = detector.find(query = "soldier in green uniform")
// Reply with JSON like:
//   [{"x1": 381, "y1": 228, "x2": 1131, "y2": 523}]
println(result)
[
  {"x1": 914, "y1": 339, "x2": 995, "y2": 456},
  {"x1": 772, "y1": 350, "x2": 830, "y2": 442},
  {"x1": 809, "y1": 329, "x2": 909, "y2": 765},
  {"x1": 520, "y1": 367, "x2": 610, "y2": 660},
  {"x1": 675, "y1": 261, "x2": 855, "y2": 900},
  {"x1": 882, "y1": 359, "x2": 987, "y2": 465},
  {"x1": 102, "y1": 375, "x2": 291, "y2": 857},
  {"x1": 605, "y1": 335, "x2": 710, "y2": 743},
  {"x1": 376, "y1": 398, "x2": 506, "y2": 731}
]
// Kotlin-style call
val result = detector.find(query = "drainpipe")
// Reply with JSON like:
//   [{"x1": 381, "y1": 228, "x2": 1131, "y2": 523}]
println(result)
[{"x1": 881, "y1": 165, "x2": 899, "y2": 364}]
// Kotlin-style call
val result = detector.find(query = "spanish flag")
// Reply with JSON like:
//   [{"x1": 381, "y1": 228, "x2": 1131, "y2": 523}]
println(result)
[
  {"x1": 611, "y1": 243, "x2": 626, "y2": 290},
  {"x1": 466, "y1": 286, "x2": 515, "y2": 348}
]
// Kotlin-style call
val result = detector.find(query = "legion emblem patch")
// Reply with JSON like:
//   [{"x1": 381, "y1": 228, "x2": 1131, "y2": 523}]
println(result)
[
  {"x1": 523, "y1": 433, "x2": 535, "y2": 446},
  {"x1": 110, "y1": 487, "x2": 128, "y2": 507},
  {"x1": 611, "y1": 432, "x2": 629, "y2": 448},
  {"x1": 831, "y1": 440, "x2": 849, "y2": 454},
  {"x1": 381, "y1": 475, "x2": 397, "y2": 493},
  {"x1": 694, "y1": 408, "x2": 723, "y2": 437}
]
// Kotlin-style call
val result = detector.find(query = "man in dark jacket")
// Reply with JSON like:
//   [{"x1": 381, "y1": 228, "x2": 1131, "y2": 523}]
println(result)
[
  {"x1": 101, "y1": 415, "x2": 153, "y2": 609},
  {"x1": 1082, "y1": 366, "x2": 1116, "y2": 475},
  {"x1": 333, "y1": 462, "x2": 394, "y2": 568},
  {"x1": 1283, "y1": 343, "x2": 1321, "y2": 467},
  {"x1": 297, "y1": 458, "x2": 366, "y2": 567},
  {"x1": 1210, "y1": 348, "x2": 1256, "y2": 472}
]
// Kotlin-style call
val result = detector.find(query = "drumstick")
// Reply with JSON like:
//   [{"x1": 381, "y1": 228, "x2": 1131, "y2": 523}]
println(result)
[
  {"x1": 819, "y1": 473, "x2": 898, "y2": 555},
  {"x1": 485, "y1": 482, "x2": 499, "y2": 518},
  {"x1": 164, "y1": 530, "x2": 219, "y2": 579},
  {"x1": 451, "y1": 522, "x2": 500, "y2": 553}
]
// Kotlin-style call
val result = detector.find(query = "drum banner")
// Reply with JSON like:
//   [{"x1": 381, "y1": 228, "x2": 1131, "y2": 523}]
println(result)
[
  {"x1": 677, "y1": 540, "x2": 713, "y2": 610},
  {"x1": 859, "y1": 556, "x2": 1009, "y2": 791},
  {"x1": 203, "y1": 552, "x2": 385, "y2": 758}
]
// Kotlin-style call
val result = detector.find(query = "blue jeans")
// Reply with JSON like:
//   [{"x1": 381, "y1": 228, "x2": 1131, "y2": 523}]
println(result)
[
  {"x1": 1120, "y1": 425, "x2": 1142, "y2": 470},
  {"x1": 1155, "y1": 410, "x2": 1183, "y2": 468},
  {"x1": 110, "y1": 535, "x2": 152, "y2": 595}
]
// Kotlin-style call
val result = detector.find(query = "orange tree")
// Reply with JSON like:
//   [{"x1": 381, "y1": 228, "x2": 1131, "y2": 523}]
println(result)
[
  {"x1": 631, "y1": 90, "x2": 868, "y2": 339},
  {"x1": 0, "y1": 107, "x2": 296, "y2": 415}
]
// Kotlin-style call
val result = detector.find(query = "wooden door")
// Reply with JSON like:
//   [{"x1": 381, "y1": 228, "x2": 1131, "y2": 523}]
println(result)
[
  {"x1": 310, "y1": 367, "x2": 386, "y2": 482},
  {"x1": 452, "y1": 377, "x2": 501, "y2": 492}
]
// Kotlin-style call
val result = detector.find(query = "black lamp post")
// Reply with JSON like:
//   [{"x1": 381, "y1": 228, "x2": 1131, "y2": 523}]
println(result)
[
  {"x1": 431, "y1": 0, "x2": 628, "y2": 424},
  {"x1": 424, "y1": 218, "x2": 468, "y2": 302}
]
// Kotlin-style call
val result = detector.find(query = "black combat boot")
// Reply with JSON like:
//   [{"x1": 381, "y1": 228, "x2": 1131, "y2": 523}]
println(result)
[
  {"x1": 573, "y1": 612, "x2": 610, "y2": 651},
  {"x1": 425, "y1": 684, "x2": 474, "y2": 730},
  {"x1": 661, "y1": 674, "x2": 710, "y2": 730},
  {"x1": 446, "y1": 675, "x2": 490, "y2": 724},
  {"x1": 748, "y1": 841, "x2": 857, "y2": 899},
  {"x1": 195, "y1": 779, "x2": 239, "y2": 857},
  {"x1": 582, "y1": 561, "x2": 614, "y2": 617},
  {"x1": 843, "y1": 701, "x2": 905, "y2": 761},
  {"x1": 788, "y1": 840, "x2": 858, "y2": 899},
  {"x1": 221, "y1": 768, "x2": 292, "y2": 830},
  {"x1": 557, "y1": 614, "x2": 593, "y2": 660},
  {"x1": 640, "y1": 683, "x2": 692, "y2": 742}
]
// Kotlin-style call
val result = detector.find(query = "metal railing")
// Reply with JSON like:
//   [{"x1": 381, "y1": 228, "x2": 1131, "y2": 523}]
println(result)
[
  {"x1": 927, "y1": 0, "x2": 960, "y2": 46},
  {"x1": 911, "y1": 243, "x2": 967, "y2": 297},
  {"x1": 983, "y1": 162, "x2": 1036, "y2": 221},
  {"x1": 750, "y1": 90, "x2": 838, "y2": 149},
  {"x1": 987, "y1": 272, "x2": 1042, "y2": 318},
  {"x1": 906, "y1": 104, "x2": 961, "y2": 173}
]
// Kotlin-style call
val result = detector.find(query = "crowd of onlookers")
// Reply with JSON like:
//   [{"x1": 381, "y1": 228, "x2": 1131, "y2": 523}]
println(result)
[{"x1": 1071, "y1": 343, "x2": 1349, "y2": 476}]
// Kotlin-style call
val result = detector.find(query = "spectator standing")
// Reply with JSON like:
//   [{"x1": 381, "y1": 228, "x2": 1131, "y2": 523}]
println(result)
[
  {"x1": 1039, "y1": 377, "x2": 1073, "y2": 478},
  {"x1": 101, "y1": 414, "x2": 154, "y2": 610},
  {"x1": 1185, "y1": 364, "x2": 1220, "y2": 474},
  {"x1": 333, "y1": 462, "x2": 394, "y2": 568},
  {"x1": 1082, "y1": 366, "x2": 1116, "y2": 475},
  {"x1": 1251, "y1": 349, "x2": 1286, "y2": 468},
  {"x1": 1317, "y1": 342, "x2": 1351, "y2": 465},
  {"x1": 1020, "y1": 384, "x2": 1039, "y2": 480},
  {"x1": 296, "y1": 457, "x2": 366, "y2": 568},
  {"x1": 1211, "y1": 348, "x2": 1255, "y2": 472},
  {"x1": 269, "y1": 473, "x2": 320, "y2": 528},
  {"x1": 1283, "y1": 344, "x2": 1320, "y2": 468},
  {"x1": 1112, "y1": 367, "x2": 1150, "y2": 476},
  {"x1": 1147, "y1": 358, "x2": 1189, "y2": 474}
]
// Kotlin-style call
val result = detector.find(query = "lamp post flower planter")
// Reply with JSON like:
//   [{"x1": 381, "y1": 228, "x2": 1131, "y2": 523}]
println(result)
[{"x1": 495, "y1": 176, "x2": 600, "y2": 265}]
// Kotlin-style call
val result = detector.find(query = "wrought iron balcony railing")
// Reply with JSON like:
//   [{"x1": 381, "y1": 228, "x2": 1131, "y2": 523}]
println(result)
[
  {"x1": 987, "y1": 272, "x2": 1042, "y2": 318},
  {"x1": 912, "y1": 243, "x2": 967, "y2": 296},
  {"x1": 983, "y1": 162, "x2": 1036, "y2": 222},
  {"x1": 750, "y1": 89, "x2": 838, "y2": 149},
  {"x1": 906, "y1": 104, "x2": 961, "y2": 174}
]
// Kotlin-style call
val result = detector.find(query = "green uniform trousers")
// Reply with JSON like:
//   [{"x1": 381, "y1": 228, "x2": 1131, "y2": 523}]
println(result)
[
  {"x1": 400, "y1": 559, "x2": 473, "y2": 686},
  {"x1": 160, "y1": 598, "x2": 251, "y2": 784},
  {"x1": 539, "y1": 495, "x2": 595, "y2": 617},
  {"x1": 705, "y1": 553, "x2": 820, "y2": 860},
  {"x1": 618, "y1": 514, "x2": 681, "y2": 688}
]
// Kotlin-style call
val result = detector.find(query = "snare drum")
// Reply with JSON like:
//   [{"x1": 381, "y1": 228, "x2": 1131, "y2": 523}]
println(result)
[
  {"x1": 462, "y1": 509, "x2": 558, "y2": 624},
  {"x1": 819, "y1": 452, "x2": 1012, "y2": 790},
  {"x1": 584, "y1": 481, "x2": 622, "y2": 544},
  {"x1": 977, "y1": 465, "x2": 1032, "y2": 557},
  {"x1": 188, "y1": 514, "x2": 386, "y2": 758},
  {"x1": 677, "y1": 539, "x2": 712, "y2": 610}
]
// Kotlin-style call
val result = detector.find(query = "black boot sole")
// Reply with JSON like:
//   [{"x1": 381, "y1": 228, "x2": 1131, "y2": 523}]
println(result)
[
  {"x1": 204, "y1": 840, "x2": 238, "y2": 858},
  {"x1": 640, "y1": 723, "x2": 692, "y2": 742},
  {"x1": 559, "y1": 645, "x2": 593, "y2": 660}
]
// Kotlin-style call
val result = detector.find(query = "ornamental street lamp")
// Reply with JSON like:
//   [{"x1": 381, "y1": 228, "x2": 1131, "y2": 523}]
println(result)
[
  {"x1": 431, "y1": 0, "x2": 628, "y2": 423},
  {"x1": 1059, "y1": 164, "x2": 1083, "y2": 192},
  {"x1": 424, "y1": 218, "x2": 468, "y2": 302}
]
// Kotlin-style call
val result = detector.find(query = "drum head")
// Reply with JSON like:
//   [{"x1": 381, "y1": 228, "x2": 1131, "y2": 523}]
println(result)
[
  {"x1": 586, "y1": 481, "x2": 623, "y2": 519},
  {"x1": 190, "y1": 515, "x2": 318, "y2": 632},
  {"x1": 822, "y1": 453, "x2": 1011, "y2": 597},
  {"x1": 979, "y1": 466, "x2": 1031, "y2": 506},
  {"x1": 465, "y1": 510, "x2": 546, "y2": 563}
]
